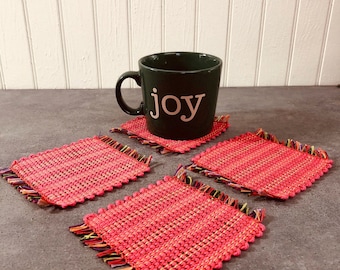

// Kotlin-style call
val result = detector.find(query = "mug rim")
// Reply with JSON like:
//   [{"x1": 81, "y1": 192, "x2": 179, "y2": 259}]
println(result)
[{"x1": 139, "y1": 51, "x2": 222, "y2": 74}]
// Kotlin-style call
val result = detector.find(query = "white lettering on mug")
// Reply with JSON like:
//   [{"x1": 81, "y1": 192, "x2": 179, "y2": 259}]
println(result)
[
  {"x1": 150, "y1": 88, "x2": 160, "y2": 119},
  {"x1": 161, "y1": 95, "x2": 181, "y2": 115},
  {"x1": 149, "y1": 88, "x2": 206, "y2": 122},
  {"x1": 180, "y1": 94, "x2": 206, "y2": 122}
]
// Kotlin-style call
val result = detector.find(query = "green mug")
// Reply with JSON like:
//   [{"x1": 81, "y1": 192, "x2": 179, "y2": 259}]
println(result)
[{"x1": 115, "y1": 52, "x2": 222, "y2": 140}]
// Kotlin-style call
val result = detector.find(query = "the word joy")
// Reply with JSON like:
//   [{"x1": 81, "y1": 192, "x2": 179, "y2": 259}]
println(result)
[{"x1": 150, "y1": 88, "x2": 206, "y2": 122}]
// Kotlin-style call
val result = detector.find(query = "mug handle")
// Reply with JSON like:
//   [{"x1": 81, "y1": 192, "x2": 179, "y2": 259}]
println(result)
[{"x1": 115, "y1": 71, "x2": 144, "y2": 115}]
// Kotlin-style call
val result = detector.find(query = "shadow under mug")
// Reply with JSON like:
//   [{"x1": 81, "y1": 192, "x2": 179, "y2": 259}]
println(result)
[{"x1": 115, "y1": 52, "x2": 222, "y2": 140}]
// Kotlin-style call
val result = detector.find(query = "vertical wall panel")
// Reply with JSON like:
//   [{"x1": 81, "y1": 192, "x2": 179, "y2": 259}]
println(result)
[
  {"x1": 0, "y1": 0, "x2": 339, "y2": 89},
  {"x1": 197, "y1": 0, "x2": 229, "y2": 86},
  {"x1": 289, "y1": 0, "x2": 330, "y2": 85},
  {"x1": 96, "y1": 0, "x2": 130, "y2": 89},
  {"x1": 320, "y1": 0, "x2": 340, "y2": 85},
  {"x1": 0, "y1": 44, "x2": 4, "y2": 89},
  {"x1": 0, "y1": 0, "x2": 34, "y2": 89},
  {"x1": 163, "y1": 0, "x2": 195, "y2": 52},
  {"x1": 258, "y1": 0, "x2": 296, "y2": 86},
  {"x1": 60, "y1": 0, "x2": 98, "y2": 88},
  {"x1": 0, "y1": 58, "x2": 3, "y2": 90},
  {"x1": 227, "y1": 0, "x2": 263, "y2": 86},
  {"x1": 129, "y1": 0, "x2": 162, "y2": 70},
  {"x1": 26, "y1": 0, "x2": 66, "y2": 89}
]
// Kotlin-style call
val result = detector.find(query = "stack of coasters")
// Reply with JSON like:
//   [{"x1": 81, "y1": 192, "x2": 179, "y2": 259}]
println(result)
[
  {"x1": 0, "y1": 136, "x2": 151, "y2": 208},
  {"x1": 111, "y1": 115, "x2": 230, "y2": 154},
  {"x1": 187, "y1": 129, "x2": 333, "y2": 199},
  {"x1": 70, "y1": 166, "x2": 265, "y2": 269}
]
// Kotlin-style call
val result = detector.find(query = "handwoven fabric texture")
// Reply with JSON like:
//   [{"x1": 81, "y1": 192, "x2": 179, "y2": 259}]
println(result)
[
  {"x1": 73, "y1": 169, "x2": 265, "y2": 269},
  {"x1": 7, "y1": 136, "x2": 151, "y2": 208},
  {"x1": 189, "y1": 130, "x2": 333, "y2": 199},
  {"x1": 110, "y1": 115, "x2": 230, "y2": 154}
]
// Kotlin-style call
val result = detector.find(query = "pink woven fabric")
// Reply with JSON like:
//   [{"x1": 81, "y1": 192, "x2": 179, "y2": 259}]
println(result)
[
  {"x1": 189, "y1": 130, "x2": 333, "y2": 199},
  {"x1": 111, "y1": 115, "x2": 230, "y2": 154},
  {"x1": 9, "y1": 136, "x2": 151, "y2": 208},
  {"x1": 72, "y1": 169, "x2": 265, "y2": 269}
]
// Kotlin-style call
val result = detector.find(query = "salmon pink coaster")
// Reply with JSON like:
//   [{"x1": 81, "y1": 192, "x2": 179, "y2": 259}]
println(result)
[
  {"x1": 70, "y1": 166, "x2": 265, "y2": 269},
  {"x1": 187, "y1": 129, "x2": 333, "y2": 200},
  {"x1": 0, "y1": 136, "x2": 151, "y2": 208},
  {"x1": 110, "y1": 115, "x2": 230, "y2": 154}
]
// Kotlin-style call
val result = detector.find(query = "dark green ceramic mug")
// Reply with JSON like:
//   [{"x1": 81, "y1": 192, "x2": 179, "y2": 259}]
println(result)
[{"x1": 115, "y1": 52, "x2": 222, "y2": 140}]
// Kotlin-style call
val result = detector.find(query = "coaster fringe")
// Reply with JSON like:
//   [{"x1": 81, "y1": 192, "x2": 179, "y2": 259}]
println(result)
[
  {"x1": 99, "y1": 135, "x2": 152, "y2": 165},
  {"x1": 255, "y1": 128, "x2": 330, "y2": 159},
  {"x1": 0, "y1": 168, "x2": 49, "y2": 206},
  {"x1": 175, "y1": 165, "x2": 265, "y2": 222},
  {"x1": 214, "y1": 114, "x2": 230, "y2": 123},
  {"x1": 186, "y1": 163, "x2": 280, "y2": 199},
  {"x1": 69, "y1": 224, "x2": 132, "y2": 269},
  {"x1": 110, "y1": 127, "x2": 173, "y2": 154}
]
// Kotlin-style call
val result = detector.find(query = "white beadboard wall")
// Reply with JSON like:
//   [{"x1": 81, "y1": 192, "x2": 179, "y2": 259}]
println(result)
[{"x1": 0, "y1": 0, "x2": 339, "y2": 90}]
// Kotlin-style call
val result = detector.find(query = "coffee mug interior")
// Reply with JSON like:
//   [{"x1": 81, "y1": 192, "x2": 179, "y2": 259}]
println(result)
[{"x1": 140, "y1": 52, "x2": 221, "y2": 72}]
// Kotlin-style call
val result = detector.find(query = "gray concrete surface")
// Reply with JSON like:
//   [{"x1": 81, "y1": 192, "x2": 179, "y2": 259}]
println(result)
[{"x1": 0, "y1": 87, "x2": 339, "y2": 270}]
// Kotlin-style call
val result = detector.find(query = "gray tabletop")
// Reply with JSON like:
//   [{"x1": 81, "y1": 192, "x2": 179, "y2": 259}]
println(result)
[{"x1": 0, "y1": 86, "x2": 339, "y2": 270}]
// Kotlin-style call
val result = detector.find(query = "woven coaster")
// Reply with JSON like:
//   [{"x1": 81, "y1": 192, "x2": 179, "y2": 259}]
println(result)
[
  {"x1": 110, "y1": 115, "x2": 230, "y2": 154},
  {"x1": 70, "y1": 166, "x2": 265, "y2": 269},
  {"x1": 187, "y1": 129, "x2": 333, "y2": 200},
  {"x1": 0, "y1": 136, "x2": 151, "y2": 208}
]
